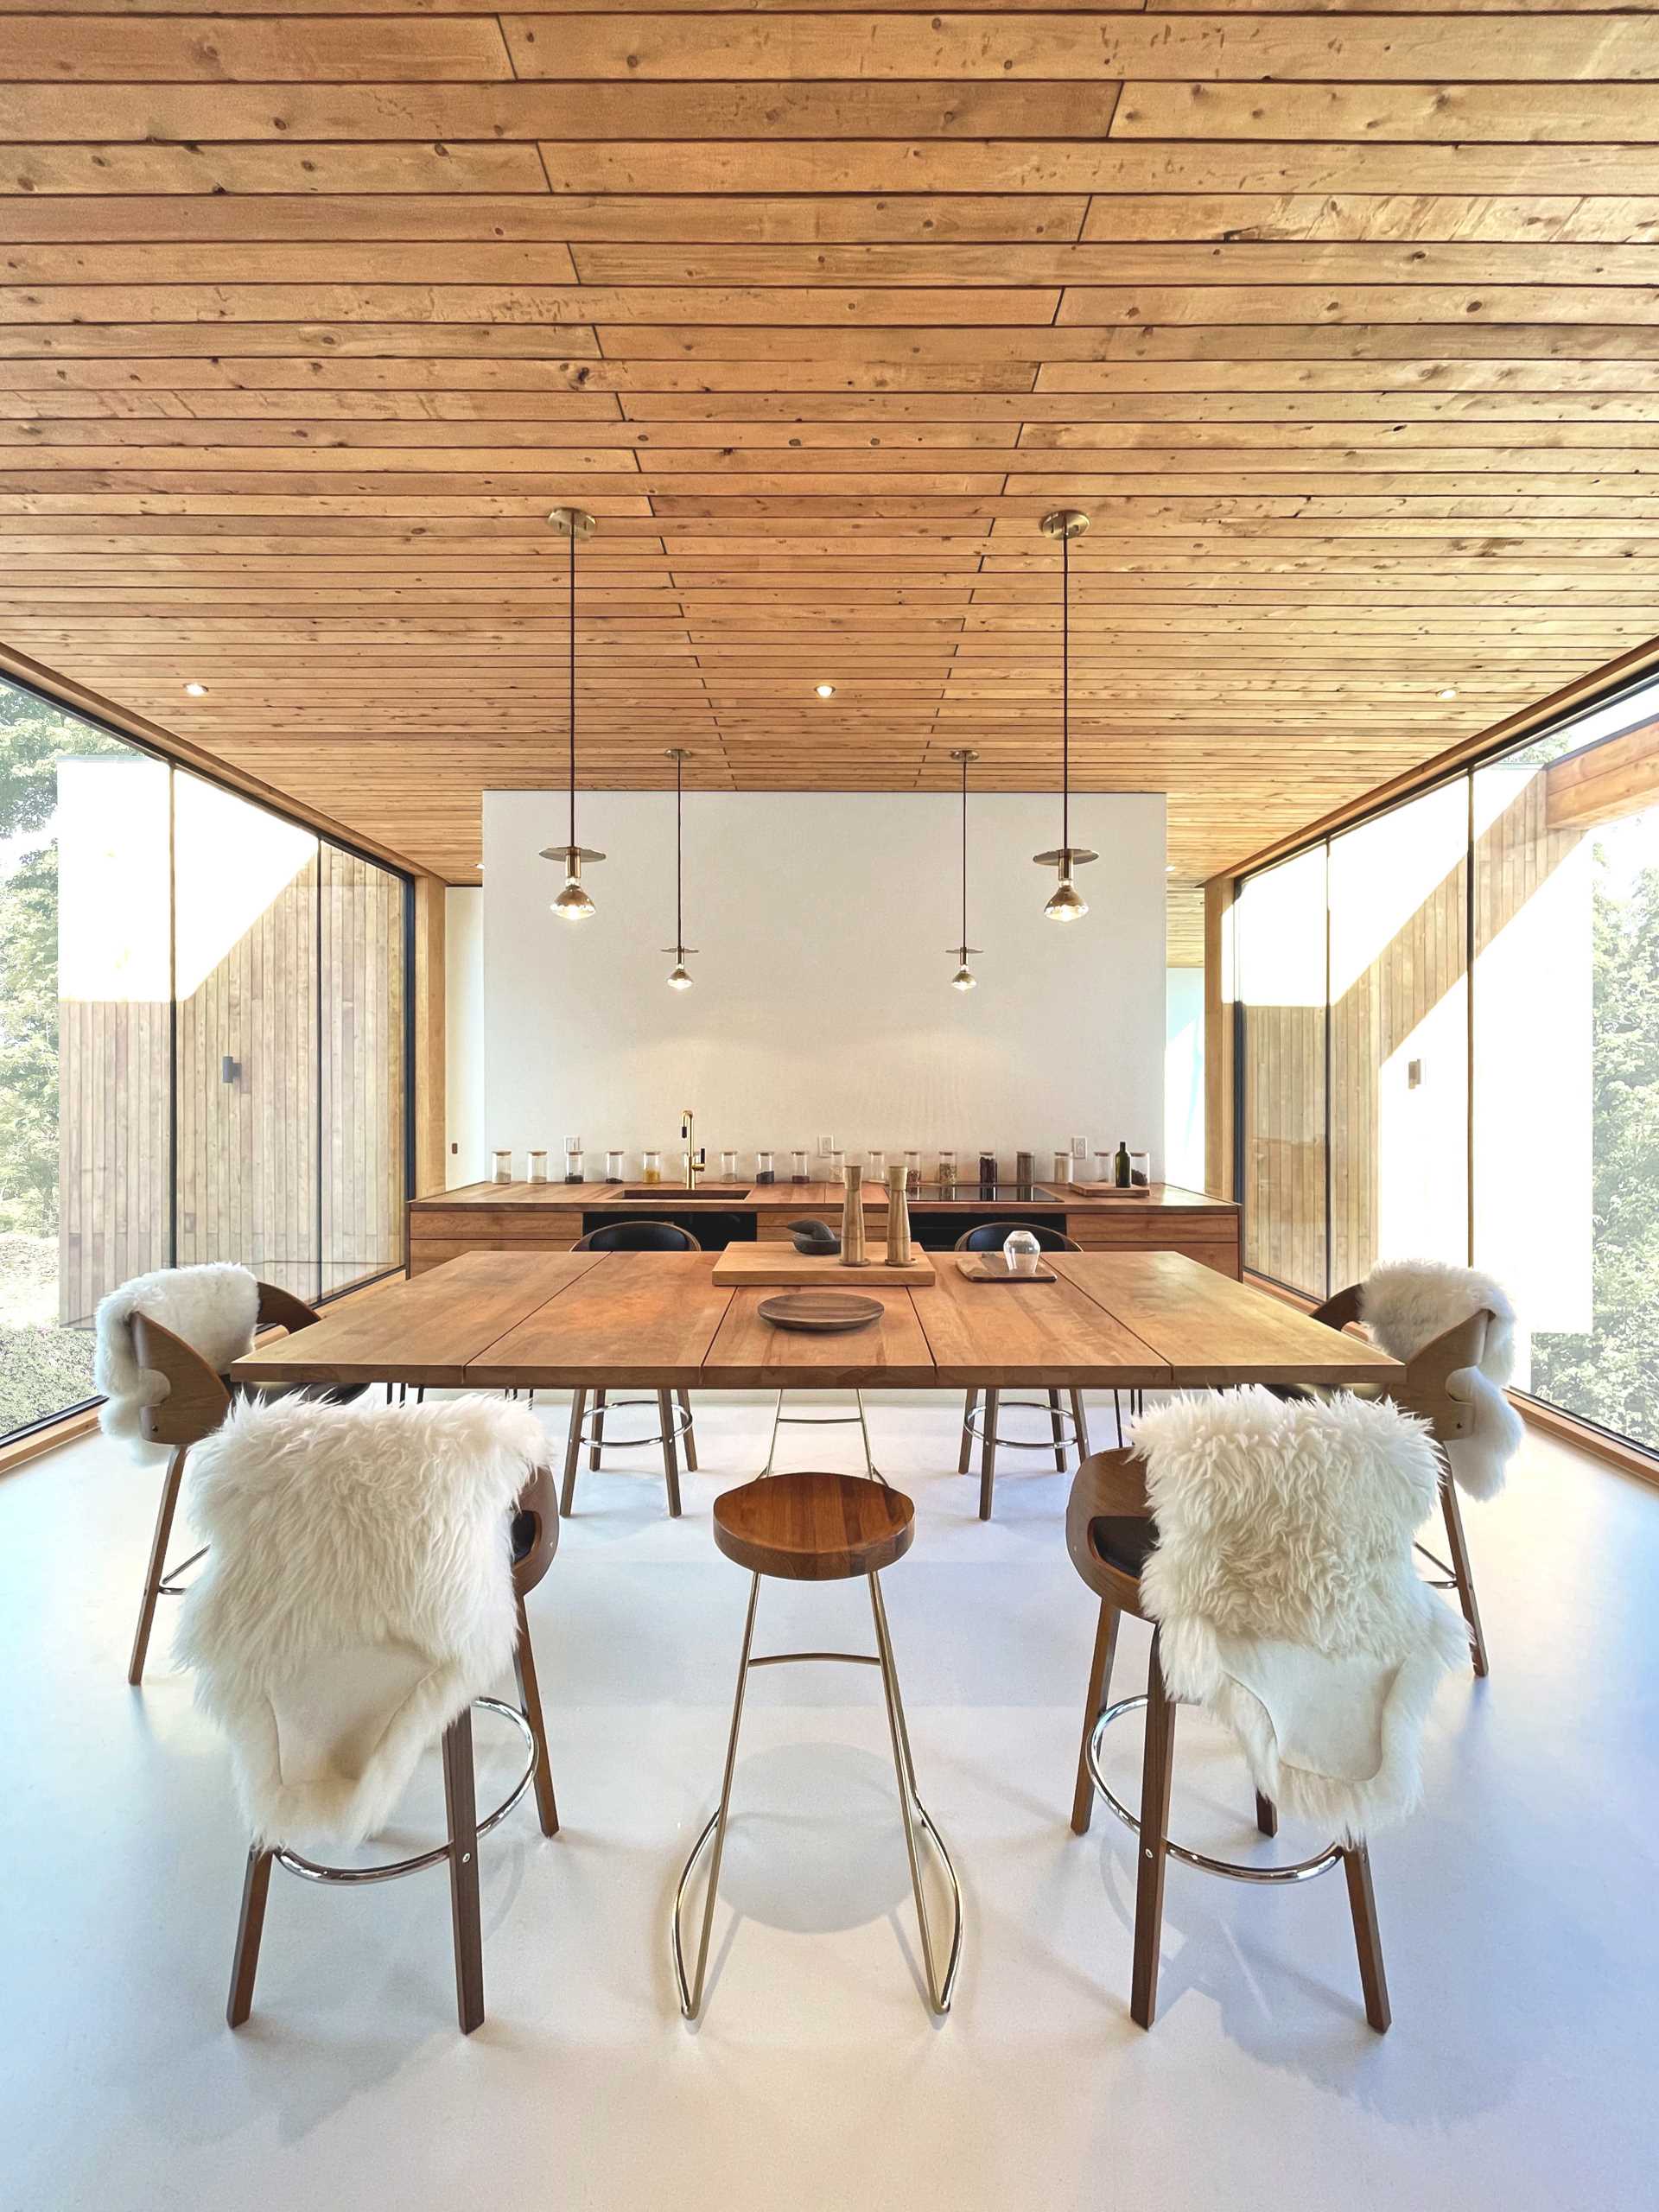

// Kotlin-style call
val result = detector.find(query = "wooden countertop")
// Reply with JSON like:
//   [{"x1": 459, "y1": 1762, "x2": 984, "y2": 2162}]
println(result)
[{"x1": 413, "y1": 1178, "x2": 1237, "y2": 1216}]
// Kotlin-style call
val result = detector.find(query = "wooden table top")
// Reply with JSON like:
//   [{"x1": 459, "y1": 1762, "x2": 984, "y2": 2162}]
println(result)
[{"x1": 232, "y1": 1249, "x2": 1399, "y2": 1395}]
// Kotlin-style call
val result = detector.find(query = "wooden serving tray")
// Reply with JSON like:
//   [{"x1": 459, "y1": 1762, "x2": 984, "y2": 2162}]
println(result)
[
  {"x1": 714, "y1": 1240, "x2": 934, "y2": 1287},
  {"x1": 956, "y1": 1255, "x2": 1058, "y2": 1284}
]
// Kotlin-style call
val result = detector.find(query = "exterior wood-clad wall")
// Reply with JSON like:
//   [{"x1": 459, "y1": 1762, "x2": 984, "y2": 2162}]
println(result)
[
  {"x1": 1241, "y1": 1003, "x2": 1326, "y2": 1299},
  {"x1": 57, "y1": 800, "x2": 408, "y2": 1325}
]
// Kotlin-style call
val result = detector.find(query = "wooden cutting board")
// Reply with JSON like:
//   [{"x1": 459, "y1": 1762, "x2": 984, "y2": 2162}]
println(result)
[{"x1": 713, "y1": 1241, "x2": 935, "y2": 1287}]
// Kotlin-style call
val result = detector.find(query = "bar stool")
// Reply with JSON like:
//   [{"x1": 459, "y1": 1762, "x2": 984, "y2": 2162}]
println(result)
[
  {"x1": 561, "y1": 1222, "x2": 701, "y2": 1517},
  {"x1": 954, "y1": 1224, "x2": 1103, "y2": 1519},
  {"x1": 125, "y1": 1281, "x2": 366, "y2": 1685},
  {"x1": 1275, "y1": 1285, "x2": 1498, "y2": 1677},
  {"x1": 671, "y1": 1469, "x2": 963, "y2": 2021},
  {"x1": 1064, "y1": 1396, "x2": 1462, "y2": 2033},
  {"x1": 760, "y1": 1386, "x2": 882, "y2": 1478}
]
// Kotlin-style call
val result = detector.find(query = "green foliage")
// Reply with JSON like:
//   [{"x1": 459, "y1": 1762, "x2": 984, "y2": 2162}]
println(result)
[
  {"x1": 0, "y1": 684, "x2": 131, "y2": 1235},
  {"x1": 1530, "y1": 851, "x2": 1659, "y2": 1453}
]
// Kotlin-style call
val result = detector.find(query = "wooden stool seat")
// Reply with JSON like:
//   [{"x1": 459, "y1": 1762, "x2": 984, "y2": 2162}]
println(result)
[{"x1": 712, "y1": 1471, "x2": 914, "y2": 1582}]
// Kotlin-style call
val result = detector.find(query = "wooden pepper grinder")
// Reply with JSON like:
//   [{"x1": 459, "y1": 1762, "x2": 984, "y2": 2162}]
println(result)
[
  {"x1": 885, "y1": 1160, "x2": 912, "y2": 1267},
  {"x1": 839, "y1": 1159, "x2": 868, "y2": 1267}
]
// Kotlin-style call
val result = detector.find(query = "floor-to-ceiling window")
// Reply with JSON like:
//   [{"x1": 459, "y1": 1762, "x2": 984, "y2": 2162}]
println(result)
[
  {"x1": 0, "y1": 677, "x2": 410, "y2": 1446},
  {"x1": 1233, "y1": 667, "x2": 1659, "y2": 1456}
]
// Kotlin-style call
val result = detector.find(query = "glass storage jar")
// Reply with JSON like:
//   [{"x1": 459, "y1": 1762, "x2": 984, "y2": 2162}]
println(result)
[
  {"x1": 791, "y1": 1147, "x2": 810, "y2": 1184},
  {"x1": 938, "y1": 1148, "x2": 957, "y2": 1190},
  {"x1": 905, "y1": 1148, "x2": 920, "y2": 1197},
  {"x1": 721, "y1": 1148, "x2": 739, "y2": 1181},
  {"x1": 756, "y1": 1149, "x2": 776, "y2": 1185},
  {"x1": 492, "y1": 1148, "x2": 513, "y2": 1185},
  {"x1": 564, "y1": 1137, "x2": 583, "y2": 1184},
  {"x1": 1130, "y1": 1148, "x2": 1151, "y2": 1188},
  {"x1": 527, "y1": 1148, "x2": 548, "y2": 1184},
  {"x1": 606, "y1": 1147, "x2": 625, "y2": 1182},
  {"x1": 641, "y1": 1148, "x2": 663, "y2": 1185}
]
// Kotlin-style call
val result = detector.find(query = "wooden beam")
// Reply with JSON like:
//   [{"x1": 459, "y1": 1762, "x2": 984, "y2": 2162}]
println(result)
[
  {"x1": 1543, "y1": 714, "x2": 1659, "y2": 831},
  {"x1": 1203, "y1": 875, "x2": 1236, "y2": 1205},
  {"x1": 413, "y1": 876, "x2": 446, "y2": 1202}
]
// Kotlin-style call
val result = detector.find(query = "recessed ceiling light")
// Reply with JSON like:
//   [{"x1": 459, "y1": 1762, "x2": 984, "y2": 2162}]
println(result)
[
  {"x1": 1438, "y1": 687, "x2": 1459, "y2": 700},
  {"x1": 1166, "y1": 863, "x2": 1176, "y2": 874},
  {"x1": 815, "y1": 682, "x2": 836, "y2": 699},
  {"x1": 183, "y1": 681, "x2": 207, "y2": 696}
]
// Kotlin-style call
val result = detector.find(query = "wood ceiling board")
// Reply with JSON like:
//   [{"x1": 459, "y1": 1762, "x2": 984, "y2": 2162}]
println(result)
[{"x1": 3, "y1": 6, "x2": 1656, "y2": 887}]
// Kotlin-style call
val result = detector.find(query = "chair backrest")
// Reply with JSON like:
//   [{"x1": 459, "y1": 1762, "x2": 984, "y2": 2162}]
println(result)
[
  {"x1": 955, "y1": 1220, "x2": 1081, "y2": 1254},
  {"x1": 177, "y1": 1394, "x2": 551, "y2": 1850},
  {"x1": 1122, "y1": 1389, "x2": 1467, "y2": 1834},
  {"x1": 1319, "y1": 1278, "x2": 1491, "y2": 1444},
  {"x1": 574, "y1": 1219, "x2": 702, "y2": 1251},
  {"x1": 123, "y1": 1277, "x2": 322, "y2": 1449},
  {"x1": 97, "y1": 1261, "x2": 262, "y2": 1446}
]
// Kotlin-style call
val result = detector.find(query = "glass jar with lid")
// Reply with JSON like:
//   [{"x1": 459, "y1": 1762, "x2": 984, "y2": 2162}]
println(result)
[
  {"x1": 756, "y1": 1148, "x2": 776, "y2": 1185},
  {"x1": 791, "y1": 1147, "x2": 810, "y2": 1184},
  {"x1": 721, "y1": 1148, "x2": 739, "y2": 1181},
  {"x1": 867, "y1": 1147, "x2": 886, "y2": 1187},
  {"x1": 1052, "y1": 1148, "x2": 1071, "y2": 1185},
  {"x1": 527, "y1": 1147, "x2": 548, "y2": 1184},
  {"x1": 938, "y1": 1147, "x2": 957, "y2": 1191},
  {"x1": 564, "y1": 1136, "x2": 584, "y2": 1185},
  {"x1": 1130, "y1": 1148, "x2": 1151, "y2": 1188},
  {"x1": 641, "y1": 1147, "x2": 663, "y2": 1185},
  {"x1": 1094, "y1": 1147, "x2": 1112, "y2": 1185},
  {"x1": 606, "y1": 1147, "x2": 625, "y2": 1183},
  {"x1": 905, "y1": 1148, "x2": 920, "y2": 1197},
  {"x1": 492, "y1": 1148, "x2": 513, "y2": 1185}
]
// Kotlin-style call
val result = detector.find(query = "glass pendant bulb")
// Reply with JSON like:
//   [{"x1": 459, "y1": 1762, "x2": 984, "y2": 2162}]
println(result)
[
  {"x1": 1044, "y1": 874, "x2": 1088, "y2": 923},
  {"x1": 667, "y1": 961, "x2": 694, "y2": 990},
  {"x1": 552, "y1": 874, "x2": 595, "y2": 921},
  {"x1": 950, "y1": 962, "x2": 977, "y2": 991}
]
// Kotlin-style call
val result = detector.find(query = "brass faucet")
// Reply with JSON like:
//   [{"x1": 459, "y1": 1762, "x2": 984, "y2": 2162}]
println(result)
[{"x1": 680, "y1": 1109, "x2": 704, "y2": 1188}]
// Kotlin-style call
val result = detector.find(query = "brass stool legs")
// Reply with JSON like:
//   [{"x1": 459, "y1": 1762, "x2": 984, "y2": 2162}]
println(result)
[{"x1": 672, "y1": 1569, "x2": 963, "y2": 2022}]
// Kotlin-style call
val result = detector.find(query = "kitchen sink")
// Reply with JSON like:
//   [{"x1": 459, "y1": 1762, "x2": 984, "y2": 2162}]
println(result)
[{"x1": 615, "y1": 1183, "x2": 753, "y2": 1199}]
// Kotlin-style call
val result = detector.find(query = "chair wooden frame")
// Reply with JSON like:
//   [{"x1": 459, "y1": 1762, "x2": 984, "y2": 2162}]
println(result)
[
  {"x1": 561, "y1": 1224, "x2": 701, "y2": 1518},
  {"x1": 1306, "y1": 1287, "x2": 1492, "y2": 1677},
  {"x1": 952, "y1": 1224, "x2": 1097, "y2": 1519},
  {"x1": 1065, "y1": 1449, "x2": 1391, "y2": 2034},
  {"x1": 128, "y1": 1280, "x2": 338, "y2": 1686},
  {"x1": 226, "y1": 1463, "x2": 561, "y2": 2036}
]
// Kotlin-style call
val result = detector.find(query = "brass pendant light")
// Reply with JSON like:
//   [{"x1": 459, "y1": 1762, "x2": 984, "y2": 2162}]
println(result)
[
  {"x1": 662, "y1": 747, "x2": 698, "y2": 989},
  {"x1": 1034, "y1": 508, "x2": 1096, "y2": 923},
  {"x1": 946, "y1": 747, "x2": 982, "y2": 990},
  {"x1": 542, "y1": 505, "x2": 605, "y2": 920}
]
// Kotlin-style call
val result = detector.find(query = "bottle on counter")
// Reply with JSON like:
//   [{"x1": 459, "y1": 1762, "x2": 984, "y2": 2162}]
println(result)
[
  {"x1": 492, "y1": 1148, "x2": 513, "y2": 1185},
  {"x1": 791, "y1": 1147, "x2": 810, "y2": 1184},
  {"x1": 905, "y1": 1148, "x2": 921, "y2": 1198},
  {"x1": 1115, "y1": 1138, "x2": 1132, "y2": 1189},
  {"x1": 641, "y1": 1147, "x2": 663, "y2": 1186},
  {"x1": 564, "y1": 1135, "x2": 583, "y2": 1185},
  {"x1": 1130, "y1": 1148, "x2": 1151, "y2": 1188},
  {"x1": 527, "y1": 1148, "x2": 548, "y2": 1185},
  {"x1": 756, "y1": 1148, "x2": 776, "y2": 1185},
  {"x1": 606, "y1": 1147, "x2": 625, "y2": 1183}
]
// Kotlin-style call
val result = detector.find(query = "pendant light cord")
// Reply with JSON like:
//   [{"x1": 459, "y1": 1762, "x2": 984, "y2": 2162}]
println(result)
[
  {"x1": 675, "y1": 749, "x2": 684, "y2": 958},
  {"x1": 1061, "y1": 524, "x2": 1071, "y2": 857},
  {"x1": 960, "y1": 749, "x2": 969, "y2": 950},
  {"x1": 567, "y1": 517, "x2": 576, "y2": 854}
]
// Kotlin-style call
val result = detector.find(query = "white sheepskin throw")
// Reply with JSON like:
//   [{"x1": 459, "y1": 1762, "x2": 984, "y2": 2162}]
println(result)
[
  {"x1": 175, "y1": 1393, "x2": 547, "y2": 1852},
  {"x1": 1136, "y1": 1388, "x2": 1467, "y2": 1840},
  {"x1": 1362, "y1": 1259, "x2": 1524, "y2": 1500},
  {"x1": 94, "y1": 1262, "x2": 259, "y2": 1450}
]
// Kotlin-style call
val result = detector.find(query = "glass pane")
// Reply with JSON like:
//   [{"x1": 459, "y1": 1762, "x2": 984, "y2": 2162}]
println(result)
[
  {"x1": 1474, "y1": 682, "x2": 1659, "y2": 1452},
  {"x1": 1328, "y1": 781, "x2": 1470, "y2": 1287},
  {"x1": 321, "y1": 846, "x2": 406, "y2": 1294},
  {"x1": 1236, "y1": 844, "x2": 1328, "y2": 1295},
  {"x1": 1, "y1": 682, "x2": 170, "y2": 1439},
  {"x1": 174, "y1": 773, "x2": 321, "y2": 1302}
]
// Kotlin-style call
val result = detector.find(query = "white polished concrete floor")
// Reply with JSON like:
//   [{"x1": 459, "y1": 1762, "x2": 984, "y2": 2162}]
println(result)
[{"x1": 2, "y1": 1391, "x2": 1656, "y2": 2212}]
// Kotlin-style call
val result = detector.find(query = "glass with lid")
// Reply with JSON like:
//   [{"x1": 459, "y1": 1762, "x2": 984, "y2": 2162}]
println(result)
[
  {"x1": 606, "y1": 1147, "x2": 625, "y2": 1182},
  {"x1": 721, "y1": 1148, "x2": 739, "y2": 1181},
  {"x1": 791, "y1": 1147, "x2": 810, "y2": 1183},
  {"x1": 938, "y1": 1147, "x2": 957, "y2": 1190},
  {"x1": 1130, "y1": 1148, "x2": 1151, "y2": 1188},
  {"x1": 641, "y1": 1147, "x2": 663, "y2": 1185},
  {"x1": 867, "y1": 1147, "x2": 887, "y2": 1187},
  {"x1": 905, "y1": 1148, "x2": 920, "y2": 1196},
  {"x1": 527, "y1": 1148, "x2": 548, "y2": 1184},
  {"x1": 492, "y1": 1148, "x2": 513, "y2": 1185},
  {"x1": 564, "y1": 1135, "x2": 583, "y2": 1184},
  {"x1": 1052, "y1": 1149, "x2": 1071, "y2": 1185},
  {"x1": 756, "y1": 1148, "x2": 776, "y2": 1185}
]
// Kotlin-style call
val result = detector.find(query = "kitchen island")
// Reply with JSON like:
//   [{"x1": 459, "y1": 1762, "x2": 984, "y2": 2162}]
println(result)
[{"x1": 407, "y1": 1178, "x2": 1240, "y2": 1279}]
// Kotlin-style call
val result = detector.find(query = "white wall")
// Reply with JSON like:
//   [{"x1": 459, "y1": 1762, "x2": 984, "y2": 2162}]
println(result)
[
  {"x1": 1164, "y1": 968, "x2": 1205, "y2": 1192},
  {"x1": 482, "y1": 790, "x2": 1166, "y2": 1177},
  {"x1": 444, "y1": 884, "x2": 485, "y2": 1189}
]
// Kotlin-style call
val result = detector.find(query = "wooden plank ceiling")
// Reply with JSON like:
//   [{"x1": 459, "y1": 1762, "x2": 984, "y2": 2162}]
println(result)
[{"x1": 2, "y1": 3, "x2": 1658, "y2": 910}]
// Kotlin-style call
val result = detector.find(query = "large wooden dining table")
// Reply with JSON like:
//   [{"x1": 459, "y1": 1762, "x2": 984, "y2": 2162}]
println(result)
[{"x1": 231, "y1": 1249, "x2": 1402, "y2": 1398}]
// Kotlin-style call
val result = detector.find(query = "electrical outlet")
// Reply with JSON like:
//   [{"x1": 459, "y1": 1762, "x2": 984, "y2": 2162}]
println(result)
[
  {"x1": 1071, "y1": 1135, "x2": 1087, "y2": 1159},
  {"x1": 818, "y1": 1134, "x2": 835, "y2": 1156}
]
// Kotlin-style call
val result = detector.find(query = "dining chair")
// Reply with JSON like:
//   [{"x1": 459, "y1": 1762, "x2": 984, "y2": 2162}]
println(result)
[
  {"x1": 671, "y1": 1467, "x2": 961, "y2": 2022},
  {"x1": 175, "y1": 1394, "x2": 560, "y2": 2035},
  {"x1": 1066, "y1": 1389, "x2": 1465, "y2": 2031},
  {"x1": 562, "y1": 1221, "x2": 701, "y2": 1516},
  {"x1": 1283, "y1": 1264, "x2": 1522, "y2": 1677},
  {"x1": 954, "y1": 1223, "x2": 1106, "y2": 1518},
  {"x1": 111, "y1": 1273, "x2": 366, "y2": 1685}
]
